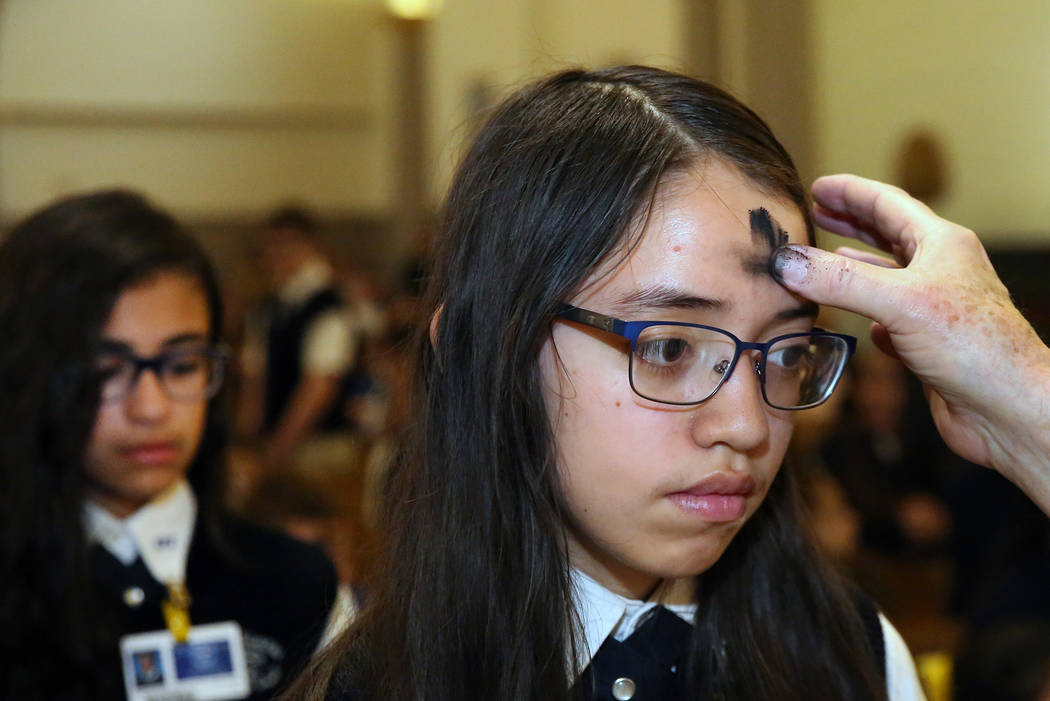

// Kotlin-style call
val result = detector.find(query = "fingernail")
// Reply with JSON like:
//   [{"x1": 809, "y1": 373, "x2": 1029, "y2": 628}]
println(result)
[{"x1": 770, "y1": 245, "x2": 810, "y2": 285}]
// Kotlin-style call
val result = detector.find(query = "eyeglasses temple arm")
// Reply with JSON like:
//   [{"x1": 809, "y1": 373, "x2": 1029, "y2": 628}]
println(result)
[{"x1": 556, "y1": 304, "x2": 625, "y2": 335}]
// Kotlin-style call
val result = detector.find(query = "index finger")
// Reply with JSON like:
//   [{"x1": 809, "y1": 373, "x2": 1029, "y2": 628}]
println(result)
[{"x1": 812, "y1": 174, "x2": 939, "y2": 259}]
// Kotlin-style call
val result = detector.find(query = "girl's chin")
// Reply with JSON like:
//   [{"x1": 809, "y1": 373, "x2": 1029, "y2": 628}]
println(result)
[{"x1": 88, "y1": 475, "x2": 186, "y2": 517}]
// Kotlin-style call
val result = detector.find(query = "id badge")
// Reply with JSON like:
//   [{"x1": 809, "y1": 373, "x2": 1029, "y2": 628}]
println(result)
[{"x1": 120, "y1": 621, "x2": 251, "y2": 701}]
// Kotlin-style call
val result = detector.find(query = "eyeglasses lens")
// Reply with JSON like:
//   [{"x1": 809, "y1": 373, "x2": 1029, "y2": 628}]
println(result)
[
  {"x1": 630, "y1": 327, "x2": 848, "y2": 409},
  {"x1": 631, "y1": 326, "x2": 735, "y2": 405},
  {"x1": 763, "y1": 335, "x2": 849, "y2": 409}
]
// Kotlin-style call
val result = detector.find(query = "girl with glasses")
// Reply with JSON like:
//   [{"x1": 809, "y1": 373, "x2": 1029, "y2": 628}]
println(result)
[
  {"x1": 291, "y1": 66, "x2": 924, "y2": 700},
  {"x1": 0, "y1": 190, "x2": 340, "y2": 699}
]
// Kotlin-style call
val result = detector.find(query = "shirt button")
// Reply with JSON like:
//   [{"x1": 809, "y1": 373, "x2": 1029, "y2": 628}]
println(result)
[
  {"x1": 123, "y1": 586, "x2": 145, "y2": 607},
  {"x1": 612, "y1": 677, "x2": 636, "y2": 700}
]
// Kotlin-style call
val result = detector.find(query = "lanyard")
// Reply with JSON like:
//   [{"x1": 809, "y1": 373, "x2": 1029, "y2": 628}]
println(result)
[{"x1": 162, "y1": 581, "x2": 192, "y2": 643}]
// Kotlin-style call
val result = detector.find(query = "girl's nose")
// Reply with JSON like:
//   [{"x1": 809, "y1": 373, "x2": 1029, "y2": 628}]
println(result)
[
  {"x1": 689, "y1": 353, "x2": 770, "y2": 453},
  {"x1": 124, "y1": 369, "x2": 172, "y2": 423}
]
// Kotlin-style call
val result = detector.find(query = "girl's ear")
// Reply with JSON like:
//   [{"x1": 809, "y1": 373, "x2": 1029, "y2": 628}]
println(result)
[{"x1": 429, "y1": 304, "x2": 443, "y2": 348}]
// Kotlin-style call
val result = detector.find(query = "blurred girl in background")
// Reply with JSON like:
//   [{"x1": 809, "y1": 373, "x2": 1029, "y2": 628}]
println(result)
[{"x1": 0, "y1": 190, "x2": 338, "y2": 699}]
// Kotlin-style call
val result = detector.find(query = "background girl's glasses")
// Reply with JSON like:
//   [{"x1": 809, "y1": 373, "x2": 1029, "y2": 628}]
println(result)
[{"x1": 94, "y1": 345, "x2": 228, "y2": 402}]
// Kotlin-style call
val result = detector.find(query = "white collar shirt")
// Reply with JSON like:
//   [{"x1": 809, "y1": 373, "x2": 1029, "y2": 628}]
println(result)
[
  {"x1": 83, "y1": 479, "x2": 196, "y2": 587},
  {"x1": 570, "y1": 569, "x2": 694, "y2": 680},
  {"x1": 278, "y1": 258, "x2": 334, "y2": 308}
]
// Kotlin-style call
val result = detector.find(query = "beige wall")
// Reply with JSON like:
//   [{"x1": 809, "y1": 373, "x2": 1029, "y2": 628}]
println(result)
[
  {"x1": 812, "y1": 0, "x2": 1050, "y2": 243},
  {"x1": 0, "y1": 0, "x2": 686, "y2": 222},
  {"x1": 2, "y1": 1, "x2": 1048, "y2": 247},
  {"x1": 426, "y1": 0, "x2": 685, "y2": 202},
  {"x1": 710, "y1": 0, "x2": 815, "y2": 182},
  {"x1": 0, "y1": 0, "x2": 395, "y2": 219}
]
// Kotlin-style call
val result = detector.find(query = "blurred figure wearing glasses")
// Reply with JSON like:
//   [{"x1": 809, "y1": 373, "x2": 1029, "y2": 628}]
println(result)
[{"x1": 0, "y1": 191, "x2": 338, "y2": 700}]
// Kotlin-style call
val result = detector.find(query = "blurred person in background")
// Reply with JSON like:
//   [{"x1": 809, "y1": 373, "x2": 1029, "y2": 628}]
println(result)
[
  {"x1": 0, "y1": 190, "x2": 338, "y2": 700},
  {"x1": 241, "y1": 470, "x2": 368, "y2": 648},
  {"x1": 821, "y1": 351, "x2": 952, "y2": 557},
  {"x1": 239, "y1": 207, "x2": 358, "y2": 476},
  {"x1": 953, "y1": 621, "x2": 1050, "y2": 701},
  {"x1": 342, "y1": 321, "x2": 415, "y2": 531}
]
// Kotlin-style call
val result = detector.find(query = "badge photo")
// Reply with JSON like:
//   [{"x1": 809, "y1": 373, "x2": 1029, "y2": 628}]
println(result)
[{"x1": 120, "y1": 621, "x2": 250, "y2": 701}]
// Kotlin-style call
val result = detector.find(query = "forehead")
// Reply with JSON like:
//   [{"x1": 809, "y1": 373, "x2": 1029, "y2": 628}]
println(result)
[
  {"x1": 102, "y1": 272, "x2": 210, "y2": 347},
  {"x1": 578, "y1": 159, "x2": 808, "y2": 312}
]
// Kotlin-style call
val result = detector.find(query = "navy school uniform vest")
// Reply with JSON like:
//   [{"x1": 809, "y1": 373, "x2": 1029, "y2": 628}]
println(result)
[
  {"x1": 323, "y1": 596, "x2": 887, "y2": 700},
  {"x1": 263, "y1": 286, "x2": 351, "y2": 434},
  {"x1": 574, "y1": 595, "x2": 886, "y2": 701}
]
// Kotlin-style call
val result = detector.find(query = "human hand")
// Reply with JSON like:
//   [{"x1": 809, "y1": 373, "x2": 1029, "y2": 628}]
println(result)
[{"x1": 772, "y1": 174, "x2": 1050, "y2": 509}]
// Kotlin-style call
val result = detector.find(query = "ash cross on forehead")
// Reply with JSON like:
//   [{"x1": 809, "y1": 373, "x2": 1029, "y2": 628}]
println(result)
[
  {"x1": 743, "y1": 207, "x2": 790, "y2": 277},
  {"x1": 749, "y1": 207, "x2": 789, "y2": 249}
]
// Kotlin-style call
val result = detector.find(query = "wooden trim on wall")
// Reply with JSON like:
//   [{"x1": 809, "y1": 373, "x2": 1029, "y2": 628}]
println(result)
[
  {"x1": 0, "y1": 102, "x2": 371, "y2": 131},
  {"x1": 686, "y1": 0, "x2": 816, "y2": 182},
  {"x1": 741, "y1": 0, "x2": 815, "y2": 182}
]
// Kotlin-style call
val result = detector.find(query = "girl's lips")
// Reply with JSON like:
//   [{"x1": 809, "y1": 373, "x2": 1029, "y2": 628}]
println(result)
[
  {"x1": 122, "y1": 442, "x2": 179, "y2": 465},
  {"x1": 667, "y1": 472, "x2": 756, "y2": 522},
  {"x1": 676, "y1": 472, "x2": 755, "y2": 497}
]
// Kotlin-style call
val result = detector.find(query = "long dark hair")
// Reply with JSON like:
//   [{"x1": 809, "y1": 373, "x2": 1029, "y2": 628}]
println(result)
[
  {"x1": 292, "y1": 65, "x2": 884, "y2": 700},
  {"x1": 0, "y1": 190, "x2": 227, "y2": 698}
]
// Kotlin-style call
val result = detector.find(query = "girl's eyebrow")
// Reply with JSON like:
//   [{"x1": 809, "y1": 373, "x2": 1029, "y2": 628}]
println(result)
[
  {"x1": 98, "y1": 333, "x2": 209, "y2": 354},
  {"x1": 98, "y1": 338, "x2": 132, "y2": 354},
  {"x1": 612, "y1": 284, "x2": 725, "y2": 314},
  {"x1": 611, "y1": 285, "x2": 819, "y2": 323},
  {"x1": 160, "y1": 333, "x2": 210, "y2": 348}
]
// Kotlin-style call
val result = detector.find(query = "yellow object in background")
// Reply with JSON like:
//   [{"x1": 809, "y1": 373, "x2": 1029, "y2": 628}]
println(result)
[{"x1": 916, "y1": 651, "x2": 952, "y2": 701}]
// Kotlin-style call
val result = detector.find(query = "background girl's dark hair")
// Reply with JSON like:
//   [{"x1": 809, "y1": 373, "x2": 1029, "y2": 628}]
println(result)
[
  {"x1": 291, "y1": 65, "x2": 884, "y2": 700},
  {"x1": 0, "y1": 189, "x2": 227, "y2": 698}
]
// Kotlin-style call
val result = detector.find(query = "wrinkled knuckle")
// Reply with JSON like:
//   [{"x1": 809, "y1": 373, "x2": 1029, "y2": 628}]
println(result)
[
  {"x1": 957, "y1": 227, "x2": 983, "y2": 250},
  {"x1": 886, "y1": 183, "x2": 909, "y2": 198},
  {"x1": 933, "y1": 219, "x2": 978, "y2": 246}
]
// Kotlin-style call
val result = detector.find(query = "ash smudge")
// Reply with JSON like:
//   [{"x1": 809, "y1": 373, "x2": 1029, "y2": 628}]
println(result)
[{"x1": 749, "y1": 207, "x2": 789, "y2": 251}]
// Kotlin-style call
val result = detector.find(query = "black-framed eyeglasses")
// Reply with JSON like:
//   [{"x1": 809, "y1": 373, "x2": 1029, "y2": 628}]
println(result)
[
  {"x1": 556, "y1": 304, "x2": 857, "y2": 410},
  {"x1": 94, "y1": 345, "x2": 229, "y2": 403}
]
